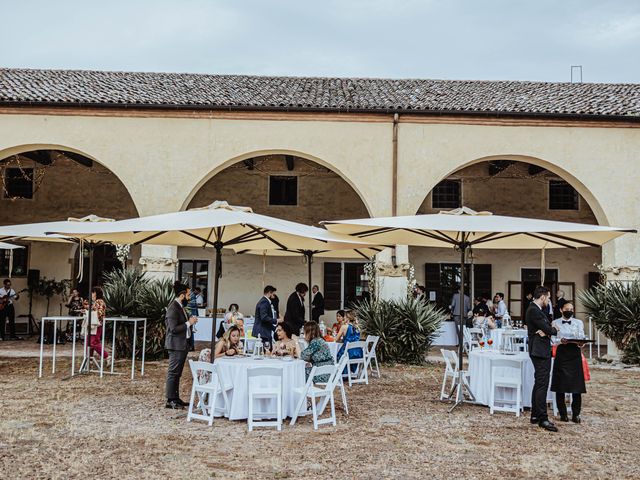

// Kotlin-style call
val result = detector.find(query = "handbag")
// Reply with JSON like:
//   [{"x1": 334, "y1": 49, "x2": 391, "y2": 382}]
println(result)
[{"x1": 81, "y1": 310, "x2": 100, "y2": 336}]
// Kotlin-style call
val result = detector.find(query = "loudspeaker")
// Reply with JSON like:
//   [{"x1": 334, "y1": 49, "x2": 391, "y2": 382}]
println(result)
[{"x1": 27, "y1": 269, "x2": 40, "y2": 289}]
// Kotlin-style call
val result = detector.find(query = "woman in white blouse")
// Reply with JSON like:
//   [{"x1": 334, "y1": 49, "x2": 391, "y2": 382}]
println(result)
[{"x1": 551, "y1": 301, "x2": 586, "y2": 423}]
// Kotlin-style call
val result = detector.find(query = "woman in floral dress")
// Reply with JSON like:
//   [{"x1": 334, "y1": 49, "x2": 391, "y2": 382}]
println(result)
[{"x1": 300, "y1": 321, "x2": 334, "y2": 383}]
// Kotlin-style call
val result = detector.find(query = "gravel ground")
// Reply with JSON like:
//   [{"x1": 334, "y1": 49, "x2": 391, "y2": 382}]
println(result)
[{"x1": 1, "y1": 347, "x2": 639, "y2": 480}]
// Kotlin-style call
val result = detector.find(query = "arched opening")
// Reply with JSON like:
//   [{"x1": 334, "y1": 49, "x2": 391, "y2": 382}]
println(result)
[
  {"x1": 180, "y1": 153, "x2": 371, "y2": 319},
  {"x1": 0, "y1": 146, "x2": 139, "y2": 320},
  {"x1": 412, "y1": 158, "x2": 604, "y2": 319}
]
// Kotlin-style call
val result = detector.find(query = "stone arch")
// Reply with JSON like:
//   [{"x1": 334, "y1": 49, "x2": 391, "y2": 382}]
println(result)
[
  {"x1": 180, "y1": 148, "x2": 374, "y2": 217},
  {"x1": 416, "y1": 153, "x2": 609, "y2": 226},
  {"x1": 0, "y1": 143, "x2": 140, "y2": 218}
]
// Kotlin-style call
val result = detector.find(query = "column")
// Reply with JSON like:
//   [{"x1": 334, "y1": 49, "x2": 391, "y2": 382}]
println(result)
[{"x1": 139, "y1": 245, "x2": 178, "y2": 281}]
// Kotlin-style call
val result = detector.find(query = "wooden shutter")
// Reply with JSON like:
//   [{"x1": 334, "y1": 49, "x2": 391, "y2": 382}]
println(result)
[
  {"x1": 323, "y1": 262, "x2": 342, "y2": 310},
  {"x1": 508, "y1": 281, "x2": 523, "y2": 320},
  {"x1": 473, "y1": 264, "x2": 492, "y2": 300},
  {"x1": 424, "y1": 263, "x2": 440, "y2": 306}
]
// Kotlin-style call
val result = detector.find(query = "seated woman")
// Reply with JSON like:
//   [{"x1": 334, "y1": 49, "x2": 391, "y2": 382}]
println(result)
[
  {"x1": 214, "y1": 324, "x2": 243, "y2": 359},
  {"x1": 216, "y1": 303, "x2": 243, "y2": 338},
  {"x1": 331, "y1": 309, "x2": 346, "y2": 337},
  {"x1": 271, "y1": 322, "x2": 301, "y2": 358},
  {"x1": 300, "y1": 321, "x2": 334, "y2": 383},
  {"x1": 335, "y1": 310, "x2": 363, "y2": 366}
]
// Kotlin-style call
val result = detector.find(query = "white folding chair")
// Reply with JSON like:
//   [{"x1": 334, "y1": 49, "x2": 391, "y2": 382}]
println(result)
[
  {"x1": 345, "y1": 341, "x2": 368, "y2": 386},
  {"x1": 463, "y1": 326, "x2": 479, "y2": 353},
  {"x1": 489, "y1": 358, "x2": 522, "y2": 416},
  {"x1": 247, "y1": 366, "x2": 283, "y2": 431},
  {"x1": 291, "y1": 355, "x2": 347, "y2": 429},
  {"x1": 186, "y1": 360, "x2": 232, "y2": 426},
  {"x1": 365, "y1": 335, "x2": 381, "y2": 378},
  {"x1": 316, "y1": 353, "x2": 349, "y2": 416},
  {"x1": 440, "y1": 349, "x2": 471, "y2": 401}
]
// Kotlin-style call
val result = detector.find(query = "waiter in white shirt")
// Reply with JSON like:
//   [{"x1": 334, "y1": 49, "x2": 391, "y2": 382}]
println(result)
[{"x1": 551, "y1": 301, "x2": 586, "y2": 423}]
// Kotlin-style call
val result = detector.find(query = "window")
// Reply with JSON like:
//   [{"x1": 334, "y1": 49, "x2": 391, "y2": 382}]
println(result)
[
  {"x1": 269, "y1": 175, "x2": 297, "y2": 206},
  {"x1": 323, "y1": 261, "x2": 368, "y2": 310},
  {"x1": 178, "y1": 260, "x2": 209, "y2": 305},
  {"x1": 431, "y1": 180, "x2": 461, "y2": 209},
  {"x1": 549, "y1": 180, "x2": 578, "y2": 210},
  {"x1": 3, "y1": 168, "x2": 34, "y2": 199},
  {"x1": 424, "y1": 263, "x2": 491, "y2": 310},
  {"x1": 0, "y1": 245, "x2": 29, "y2": 277}
]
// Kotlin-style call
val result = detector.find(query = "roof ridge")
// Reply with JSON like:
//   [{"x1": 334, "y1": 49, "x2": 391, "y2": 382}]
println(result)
[{"x1": 1, "y1": 67, "x2": 638, "y2": 87}]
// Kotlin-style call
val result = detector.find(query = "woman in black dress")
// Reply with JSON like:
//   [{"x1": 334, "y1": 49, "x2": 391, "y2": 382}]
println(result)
[{"x1": 551, "y1": 302, "x2": 586, "y2": 423}]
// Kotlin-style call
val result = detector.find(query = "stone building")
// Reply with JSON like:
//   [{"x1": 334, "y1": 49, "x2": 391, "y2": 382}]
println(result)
[{"x1": 0, "y1": 69, "x2": 639, "y2": 325}]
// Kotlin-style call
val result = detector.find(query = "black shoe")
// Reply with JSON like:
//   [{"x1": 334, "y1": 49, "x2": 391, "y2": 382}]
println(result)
[
  {"x1": 165, "y1": 400, "x2": 184, "y2": 409},
  {"x1": 559, "y1": 414, "x2": 569, "y2": 422},
  {"x1": 176, "y1": 398, "x2": 190, "y2": 407},
  {"x1": 538, "y1": 420, "x2": 558, "y2": 432},
  {"x1": 530, "y1": 416, "x2": 538, "y2": 424},
  {"x1": 571, "y1": 415, "x2": 581, "y2": 424}
]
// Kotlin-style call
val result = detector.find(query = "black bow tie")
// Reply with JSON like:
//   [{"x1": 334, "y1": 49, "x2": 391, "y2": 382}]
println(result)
[{"x1": 562, "y1": 320, "x2": 572, "y2": 324}]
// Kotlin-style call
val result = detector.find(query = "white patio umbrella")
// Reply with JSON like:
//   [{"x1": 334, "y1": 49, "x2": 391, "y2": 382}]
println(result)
[
  {"x1": 0, "y1": 215, "x2": 115, "y2": 374},
  {"x1": 0, "y1": 241, "x2": 25, "y2": 279},
  {"x1": 46, "y1": 202, "x2": 382, "y2": 354},
  {"x1": 323, "y1": 206, "x2": 637, "y2": 409}
]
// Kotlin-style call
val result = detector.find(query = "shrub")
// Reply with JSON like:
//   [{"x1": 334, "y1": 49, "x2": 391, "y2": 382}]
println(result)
[
  {"x1": 354, "y1": 296, "x2": 445, "y2": 364},
  {"x1": 102, "y1": 268, "x2": 173, "y2": 360},
  {"x1": 578, "y1": 280, "x2": 640, "y2": 365}
]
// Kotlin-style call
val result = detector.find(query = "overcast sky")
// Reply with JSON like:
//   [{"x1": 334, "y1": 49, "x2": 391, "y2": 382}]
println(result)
[{"x1": 1, "y1": 0, "x2": 639, "y2": 83}]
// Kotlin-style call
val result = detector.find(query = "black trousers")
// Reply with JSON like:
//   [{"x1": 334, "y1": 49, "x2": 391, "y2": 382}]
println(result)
[
  {"x1": 555, "y1": 391, "x2": 582, "y2": 417},
  {"x1": 312, "y1": 310, "x2": 322, "y2": 322},
  {"x1": 530, "y1": 355, "x2": 552, "y2": 423},
  {"x1": 165, "y1": 349, "x2": 188, "y2": 401},
  {"x1": 0, "y1": 304, "x2": 16, "y2": 338}
]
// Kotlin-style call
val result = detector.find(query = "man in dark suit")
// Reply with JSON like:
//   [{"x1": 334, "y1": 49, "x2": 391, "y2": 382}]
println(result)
[
  {"x1": 164, "y1": 282, "x2": 198, "y2": 409},
  {"x1": 311, "y1": 285, "x2": 324, "y2": 322},
  {"x1": 252, "y1": 285, "x2": 280, "y2": 350},
  {"x1": 284, "y1": 282, "x2": 308, "y2": 333},
  {"x1": 526, "y1": 285, "x2": 558, "y2": 432}
]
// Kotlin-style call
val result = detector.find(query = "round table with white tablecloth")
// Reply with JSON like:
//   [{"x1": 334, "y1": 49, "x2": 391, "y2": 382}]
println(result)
[
  {"x1": 214, "y1": 356, "x2": 306, "y2": 420},
  {"x1": 468, "y1": 350, "x2": 535, "y2": 407}
]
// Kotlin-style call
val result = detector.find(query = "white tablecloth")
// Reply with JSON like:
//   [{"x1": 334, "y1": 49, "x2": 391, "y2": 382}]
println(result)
[
  {"x1": 433, "y1": 321, "x2": 458, "y2": 346},
  {"x1": 215, "y1": 356, "x2": 306, "y2": 420},
  {"x1": 468, "y1": 350, "x2": 535, "y2": 407}
]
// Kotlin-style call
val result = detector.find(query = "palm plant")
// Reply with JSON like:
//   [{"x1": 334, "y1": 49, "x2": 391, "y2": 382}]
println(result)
[
  {"x1": 355, "y1": 296, "x2": 445, "y2": 364},
  {"x1": 137, "y1": 277, "x2": 174, "y2": 359},
  {"x1": 578, "y1": 280, "x2": 640, "y2": 364},
  {"x1": 102, "y1": 268, "x2": 148, "y2": 317}
]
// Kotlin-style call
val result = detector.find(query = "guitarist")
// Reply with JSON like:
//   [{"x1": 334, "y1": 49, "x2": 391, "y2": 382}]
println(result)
[{"x1": 0, "y1": 278, "x2": 22, "y2": 340}]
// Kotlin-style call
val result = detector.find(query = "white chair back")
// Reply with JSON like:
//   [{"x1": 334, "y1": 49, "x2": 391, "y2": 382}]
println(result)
[{"x1": 247, "y1": 366, "x2": 284, "y2": 431}]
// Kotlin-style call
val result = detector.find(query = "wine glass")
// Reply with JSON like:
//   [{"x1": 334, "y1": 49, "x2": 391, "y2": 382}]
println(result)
[
  {"x1": 487, "y1": 338, "x2": 493, "y2": 349},
  {"x1": 479, "y1": 340, "x2": 485, "y2": 349}
]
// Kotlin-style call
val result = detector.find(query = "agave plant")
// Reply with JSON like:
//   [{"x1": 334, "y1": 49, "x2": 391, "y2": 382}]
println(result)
[
  {"x1": 102, "y1": 268, "x2": 148, "y2": 317},
  {"x1": 137, "y1": 277, "x2": 174, "y2": 359},
  {"x1": 578, "y1": 280, "x2": 640, "y2": 364},
  {"x1": 102, "y1": 268, "x2": 174, "y2": 360},
  {"x1": 355, "y1": 296, "x2": 446, "y2": 364}
]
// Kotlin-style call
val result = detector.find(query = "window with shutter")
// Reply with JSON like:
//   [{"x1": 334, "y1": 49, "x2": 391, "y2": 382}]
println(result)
[{"x1": 323, "y1": 262, "x2": 342, "y2": 310}]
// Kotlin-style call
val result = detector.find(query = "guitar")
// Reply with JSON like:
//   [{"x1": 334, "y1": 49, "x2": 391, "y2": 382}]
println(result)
[{"x1": 0, "y1": 288, "x2": 27, "y2": 311}]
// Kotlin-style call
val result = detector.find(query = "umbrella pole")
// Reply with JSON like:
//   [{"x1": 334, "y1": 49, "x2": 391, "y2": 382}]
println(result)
[
  {"x1": 305, "y1": 251, "x2": 313, "y2": 323},
  {"x1": 210, "y1": 243, "x2": 222, "y2": 360},
  {"x1": 448, "y1": 242, "x2": 475, "y2": 412},
  {"x1": 80, "y1": 243, "x2": 94, "y2": 374}
]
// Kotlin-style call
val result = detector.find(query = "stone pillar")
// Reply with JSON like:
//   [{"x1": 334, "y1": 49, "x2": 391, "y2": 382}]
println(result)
[
  {"x1": 375, "y1": 245, "x2": 410, "y2": 301},
  {"x1": 139, "y1": 244, "x2": 178, "y2": 281}
]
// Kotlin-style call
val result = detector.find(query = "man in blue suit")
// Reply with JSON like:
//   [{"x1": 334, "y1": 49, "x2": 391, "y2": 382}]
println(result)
[{"x1": 252, "y1": 285, "x2": 280, "y2": 350}]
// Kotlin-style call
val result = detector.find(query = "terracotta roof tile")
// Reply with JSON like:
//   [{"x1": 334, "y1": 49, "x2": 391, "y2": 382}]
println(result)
[{"x1": 1, "y1": 68, "x2": 639, "y2": 119}]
